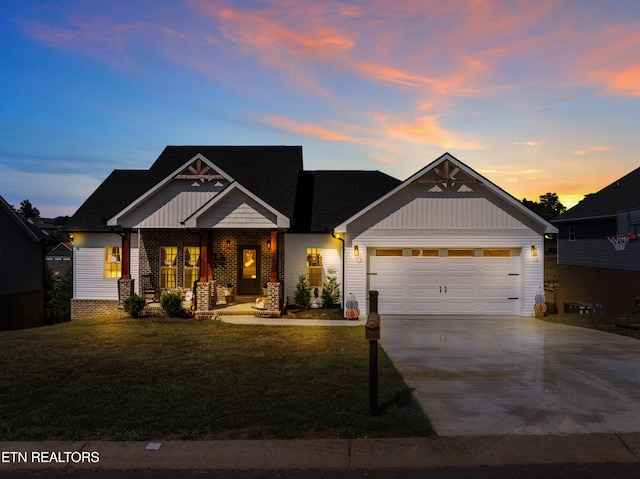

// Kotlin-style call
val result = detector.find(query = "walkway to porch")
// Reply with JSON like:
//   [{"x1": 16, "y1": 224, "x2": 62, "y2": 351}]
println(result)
[{"x1": 143, "y1": 300, "x2": 277, "y2": 318}]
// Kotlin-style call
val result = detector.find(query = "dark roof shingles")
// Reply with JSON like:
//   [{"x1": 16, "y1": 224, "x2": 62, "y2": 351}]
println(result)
[{"x1": 553, "y1": 165, "x2": 640, "y2": 222}]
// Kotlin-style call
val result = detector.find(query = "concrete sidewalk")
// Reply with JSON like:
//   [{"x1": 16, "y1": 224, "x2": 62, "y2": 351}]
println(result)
[{"x1": 1, "y1": 434, "x2": 640, "y2": 471}]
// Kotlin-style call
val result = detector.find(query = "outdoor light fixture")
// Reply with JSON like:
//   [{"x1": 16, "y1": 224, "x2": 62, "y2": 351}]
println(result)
[
  {"x1": 226, "y1": 239, "x2": 231, "y2": 248},
  {"x1": 266, "y1": 239, "x2": 271, "y2": 248},
  {"x1": 354, "y1": 245, "x2": 360, "y2": 257},
  {"x1": 531, "y1": 245, "x2": 538, "y2": 262}
]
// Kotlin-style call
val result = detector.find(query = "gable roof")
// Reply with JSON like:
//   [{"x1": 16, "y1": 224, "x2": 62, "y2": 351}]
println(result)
[
  {"x1": 335, "y1": 152, "x2": 558, "y2": 234},
  {"x1": 292, "y1": 171, "x2": 402, "y2": 232},
  {"x1": 0, "y1": 195, "x2": 49, "y2": 242},
  {"x1": 147, "y1": 146, "x2": 303, "y2": 219},
  {"x1": 64, "y1": 170, "x2": 150, "y2": 232},
  {"x1": 552, "y1": 165, "x2": 640, "y2": 223},
  {"x1": 65, "y1": 146, "x2": 303, "y2": 232}
]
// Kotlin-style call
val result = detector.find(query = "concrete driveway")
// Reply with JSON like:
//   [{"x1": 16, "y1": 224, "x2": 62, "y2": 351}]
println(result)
[{"x1": 381, "y1": 316, "x2": 640, "y2": 436}]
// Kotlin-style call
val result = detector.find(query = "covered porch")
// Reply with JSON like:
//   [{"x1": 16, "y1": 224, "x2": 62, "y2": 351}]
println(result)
[{"x1": 118, "y1": 228, "x2": 284, "y2": 317}]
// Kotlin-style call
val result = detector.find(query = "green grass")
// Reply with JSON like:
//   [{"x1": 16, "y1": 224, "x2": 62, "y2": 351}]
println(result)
[
  {"x1": 540, "y1": 313, "x2": 640, "y2": 340},
  {"x1": 0, "y1": 316, "x2": 432, "y2": 441}
]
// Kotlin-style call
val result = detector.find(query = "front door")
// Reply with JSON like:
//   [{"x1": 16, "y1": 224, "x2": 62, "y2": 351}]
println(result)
[{"x1": 238, "y1": 246, "x2": 260, "y2": 295}]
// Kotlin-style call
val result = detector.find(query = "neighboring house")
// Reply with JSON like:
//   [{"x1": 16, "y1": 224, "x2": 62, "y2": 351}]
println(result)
[
  {"x1": 46, "y1": 242, "x2": 73, "y2": 281},
  {"x1": 0, "y1": 195, "x2": 47, "y2": 330},
  {"x1": 551, "y1": 166, "x2": 640, "y2": 314},
  {"x1": 335, "y1": 153, "x2": 558, "y2": 316},
  {"x1": 64, "y1": 147, "x2": 555, "y2": 319}
]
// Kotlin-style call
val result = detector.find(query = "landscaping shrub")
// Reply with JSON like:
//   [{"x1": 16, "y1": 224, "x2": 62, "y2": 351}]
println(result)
[
  {"x1": 45, "y1": 269, "x2": 72, "y2": 324},
  {"x1": 293, "y1": 273, "x2": 311, "y2": 308},
  {"x1": 321, "y1": 267, "x2": 341, "y2": 308},
  {"x1": 160, "y1": 291, "x2": 185, "y2": 317},
  {"x1": 123, "y1": 294, "x2": 146, "y2": 318}
]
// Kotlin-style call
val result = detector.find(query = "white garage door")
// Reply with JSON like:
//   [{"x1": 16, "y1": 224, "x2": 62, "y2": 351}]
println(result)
[{"x1": 369, "y1": 248, "x2": 521, "y2": 315}]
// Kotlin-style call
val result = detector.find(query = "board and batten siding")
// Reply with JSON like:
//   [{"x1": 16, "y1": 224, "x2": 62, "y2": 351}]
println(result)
[
  {"x1": 371, "y1": 197, "x2": 529, "y2": 230},
  {"x1": 283, "y1": 234, "x2": 342, "y2": 305},
  {"x1": 73, "y1": 232, "x2": 140, "y2": 300},
  {"x1": 120, "y1": 180, "x2": 226, "y2": 228}
]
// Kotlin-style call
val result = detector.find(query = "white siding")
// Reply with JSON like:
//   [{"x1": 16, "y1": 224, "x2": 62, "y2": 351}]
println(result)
[
  {"x1": 344, "y1": 245, "x2": 367, "y2": 316},
  {"x1": 284, "y1": 234, "x2": 343, "y2": 305},
  {"x1": 73, "y1": 232, "x2": 141, "y2": 299}
]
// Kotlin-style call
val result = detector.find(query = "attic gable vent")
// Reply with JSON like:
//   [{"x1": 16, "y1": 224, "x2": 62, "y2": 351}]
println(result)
[{"x1": 174, "y1": 158, "x2": 227, "y2": 186}]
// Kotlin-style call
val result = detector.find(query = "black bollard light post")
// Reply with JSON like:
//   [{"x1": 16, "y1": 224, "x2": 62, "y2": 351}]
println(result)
[{"x1": 365, "y1": 290, "x2": 381, "y2": 416}]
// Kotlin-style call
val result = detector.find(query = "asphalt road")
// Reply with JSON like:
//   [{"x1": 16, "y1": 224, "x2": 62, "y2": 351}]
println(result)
[{"x1": 2, "y1": 465, "x2": 640, "y2": 479}]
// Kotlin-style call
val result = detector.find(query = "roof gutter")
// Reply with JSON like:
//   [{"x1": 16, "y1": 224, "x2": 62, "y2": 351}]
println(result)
[
  {"x1": 552, "y1": 213, "x2": 616, "y2": 223},
  {"x1": 330, "y1": 229, "x2": 345, "y2": 310}
]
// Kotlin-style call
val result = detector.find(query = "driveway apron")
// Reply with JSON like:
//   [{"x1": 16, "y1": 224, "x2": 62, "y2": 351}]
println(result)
[{"x1": 381, "y1": 316, "x2": 640, "y2": 436}]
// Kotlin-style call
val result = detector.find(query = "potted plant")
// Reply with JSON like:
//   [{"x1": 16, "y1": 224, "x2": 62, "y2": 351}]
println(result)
[{"x1": 223, "y1": 283, "x2": 234, "y2": 303}]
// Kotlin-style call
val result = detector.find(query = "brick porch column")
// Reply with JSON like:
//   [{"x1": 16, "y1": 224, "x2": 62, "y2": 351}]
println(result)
[
  {"x1": 196, "y1": 281, "x2": 211, "y2": 311},
  {"x1": 122, "y1": 229, "x2": 131, "y2": 280},
  {"x1": 118, "y1": 278, "x2": 134, "y2": 306},
  {"x1": 267, "y1": 281, "x2": 281, "y2": 314}
]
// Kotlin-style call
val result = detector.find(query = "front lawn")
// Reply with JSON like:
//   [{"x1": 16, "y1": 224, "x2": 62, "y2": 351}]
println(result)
[
  {"x1": 540, "y1": 313, "x2": 640, "y2": 340},
  {"x1": 0, "y1": 317, "x2": 432, "y2": 441}
]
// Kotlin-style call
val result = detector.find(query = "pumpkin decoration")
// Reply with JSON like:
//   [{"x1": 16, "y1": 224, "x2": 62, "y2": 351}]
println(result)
[
  {"x1": 346, "y1": 308, "x2": 360, "y2": 319},
  {"x1": 534, "y1": 302, "x2": 547, "y2": 314},
  {"x1": 345, "y1": 292, "x2": 360, "y2": 319},
  {"x1": 534, "y1": 288, "x2": 547, "y2": 316}
]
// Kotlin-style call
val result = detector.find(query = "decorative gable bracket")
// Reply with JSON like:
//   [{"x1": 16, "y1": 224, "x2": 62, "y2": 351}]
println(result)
[{"x1": 414, "y1": 159, "x2": 478, "y2": 189}]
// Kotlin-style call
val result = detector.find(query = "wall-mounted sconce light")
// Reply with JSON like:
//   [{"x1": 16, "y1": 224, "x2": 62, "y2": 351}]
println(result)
[
  {"x1": 266, "y1": 239, "x2": 271, "y2": 248},
  {"x1": 226, "y1": 239, "x2": 231, "y2": 248},
  {"x1": 531, "y1": 245, "x2": 538, "y2": 262},
  {"x1": 354, "y1": 245, "x2": 360, "y2": 257},
  {"x1": 69, "y1": 234, "x2": 74, "y2": 241}
]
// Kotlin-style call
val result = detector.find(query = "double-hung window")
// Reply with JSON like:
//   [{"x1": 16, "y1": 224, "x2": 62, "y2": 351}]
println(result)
[
  {"x1": 160, "y1": 247, "x2": 177, "y2": 289},
  {"x1": 104, "y1": 246, "x2": 122, "y2": 278},
  {"x1": 306, "y1": 248, "x2": 322, "y2": 287},
  {"x1": 184, "y1": 247, "x2": 200, "y2": 289}
]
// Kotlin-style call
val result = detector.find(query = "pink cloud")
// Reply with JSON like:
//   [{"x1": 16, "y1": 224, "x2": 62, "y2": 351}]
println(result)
[
  {"x1": 575, "y1": 22, "x2": 640, "y2": 97},
  {"x1": 264, "y1": 115, "x2": 356, "y2": 142},
  {"x1": 387, "y1": 115, "x2": 485, "y2": 150}
]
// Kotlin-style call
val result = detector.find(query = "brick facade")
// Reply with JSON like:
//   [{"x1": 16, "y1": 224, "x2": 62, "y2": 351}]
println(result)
[
  {"x1": 139, "y1": 229, "x2": 284, "y2": 296},
  {"x1": 71, "y1": 299, "x2": 123, "y2": 319}
]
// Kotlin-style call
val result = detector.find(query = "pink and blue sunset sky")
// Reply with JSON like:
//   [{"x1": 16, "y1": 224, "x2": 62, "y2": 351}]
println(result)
[{"x1": 2, "y1": 1, "x2": 640, "y2": 217}]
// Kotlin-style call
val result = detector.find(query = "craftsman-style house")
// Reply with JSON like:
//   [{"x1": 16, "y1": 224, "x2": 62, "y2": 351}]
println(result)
[{"x1": 65, "y1": 147, "x2": 555, "y2": 319}]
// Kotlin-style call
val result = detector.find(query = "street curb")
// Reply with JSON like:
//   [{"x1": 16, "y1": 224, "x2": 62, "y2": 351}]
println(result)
[{"x1": 2, "y1": 434, "x2": 640, "y2": 471}]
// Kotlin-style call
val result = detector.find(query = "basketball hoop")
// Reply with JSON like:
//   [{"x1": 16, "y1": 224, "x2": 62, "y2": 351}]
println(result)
[{"x1": 607, "y1": 234, "x2": 636, "y2": 251}]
